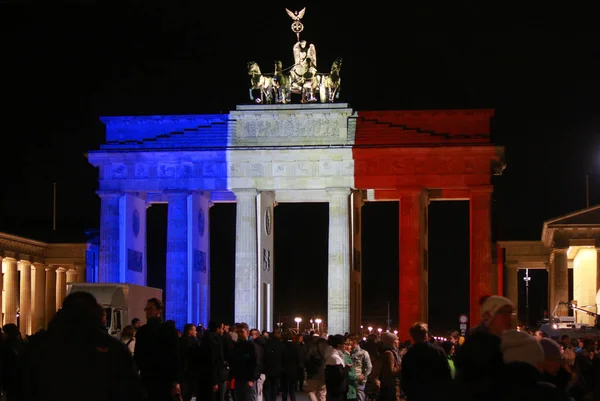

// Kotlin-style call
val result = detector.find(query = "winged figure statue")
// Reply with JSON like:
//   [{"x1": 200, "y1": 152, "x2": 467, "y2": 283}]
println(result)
[
  {"x1": 292, "y1": 40, "x2": 317, "y2": 70},
  {"x1": 285, "y1": 8, "x2": 306, "y2": 21}
]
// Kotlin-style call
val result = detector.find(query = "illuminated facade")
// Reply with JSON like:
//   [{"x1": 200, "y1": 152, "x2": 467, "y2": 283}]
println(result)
[
  {"x1": 87, "y1": 104, "x2": 503, "y2": 336},
  {"x1": 500, "y1": 205, "x2": 600, "y2": 326},
  {"x1": 0, "y1": 232, "x2": 88, "y2": 334}
]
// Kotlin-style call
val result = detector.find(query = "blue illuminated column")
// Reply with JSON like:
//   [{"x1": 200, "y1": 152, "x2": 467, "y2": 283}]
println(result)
[
  {"x1": 97, "y1": 191, "x2": 121, "y2": 282},
  {"x1": 120, "y1": 193, "x2": 147, "y2": 285},
  {"x1": 257, "y1": 191, "x2": 275, "y2": 332},
  {"x1": 234, "y1": 188, "x2": 258, "y2": 328},
  {"x1": 166, "y1": 190, "x2": 189, "y2": 327}
]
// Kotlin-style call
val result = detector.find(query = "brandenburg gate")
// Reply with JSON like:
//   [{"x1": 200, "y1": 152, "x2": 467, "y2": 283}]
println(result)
[
  {"x1": 87, "y1": 8, "x2": 504, "y2": 336},
  {"x1": 87, "y1": 104, "x2": 504, "y2": 336}
]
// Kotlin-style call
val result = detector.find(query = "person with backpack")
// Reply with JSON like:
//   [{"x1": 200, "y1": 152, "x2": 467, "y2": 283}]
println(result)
[
  {"x1": 303, "y1": 336, "x2": 329, "y2": 401},
  {"x1": 120, "y1": 325, "x2": 136, "y2": 355}
]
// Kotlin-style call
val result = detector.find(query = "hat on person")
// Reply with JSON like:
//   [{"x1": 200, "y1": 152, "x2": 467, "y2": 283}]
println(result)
[
  {"x1": 380, "y1": 332, "x2": 398, "y2": 346},
  {"x1": 480, "y1": 295, "x2": 515, "y2": 321},
  {"x1": 540, "y1": 338, "x2": 562, "y2": 361},
  {"x1": 501, "y1": 330, "x2": 544, "y2": 368}
]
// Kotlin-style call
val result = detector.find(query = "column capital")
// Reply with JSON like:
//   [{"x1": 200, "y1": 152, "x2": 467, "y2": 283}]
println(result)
[
  {"x1": 18, "y1": 260, "x2": 32, "y2": 270},
  {"x1": 554, "y1": 248, "x2": 569, "y2": 255},
  {"x1": 396, "y1": 187, "x2": 426, "y2": 197},
  {"x1": 326, "y1": 187, "x2": 352, "y2": 196},
  {"x1": 32, "y1": 262, "x2": 46, "y2": 269},
  {"x1": 469, "y1": 185, "x2": 494, "y2": 194},
  {"x1": 164, "y1": 189, "x2": 190, "y2": 198},
  {"x1": 232, "y1": 188, "x2": 258, "y2": 198},
  {"x1": 55, "y1": 266, "x2": 67, "y2": 273},
  {"x1": 45, "y1": 265, "x2": 57, "y2": 272},
  {"x1": 3, "y1": 256, "x2": 17, "y2": 262},
  {"x1": 506, "y1": 262, "x2": 519, "y2": 270},
  {"x1": 96, "y1": 190, "x2": 121, "y2": 199}
]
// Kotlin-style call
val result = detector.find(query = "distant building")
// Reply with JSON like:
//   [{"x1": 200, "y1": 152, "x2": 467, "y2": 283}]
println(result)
[
  {"x1": 0, "y1": 231, "x2": 96, "y2": 335},
  {"x1": 499, "y1": 205, "x2": 600, "y2": 326}
]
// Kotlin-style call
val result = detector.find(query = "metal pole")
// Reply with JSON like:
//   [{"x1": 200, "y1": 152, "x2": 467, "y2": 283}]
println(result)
[
  {"x1": 53, "y1": 182, "x2": 57, "y2": 231},
  {"x1": 387, "y1": 301, "x2": 391, "y2": 331},
  {"x1": 586, "y1": 175, "x2": 590, "y2": 208},
  {"x1": 524, "y1": 269, "x2": 531, "y2": 326}
]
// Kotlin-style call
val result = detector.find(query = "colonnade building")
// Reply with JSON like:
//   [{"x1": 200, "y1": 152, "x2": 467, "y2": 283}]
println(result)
[{"x1": 0, "y1": 232, "x2": 89, "y2": 334}]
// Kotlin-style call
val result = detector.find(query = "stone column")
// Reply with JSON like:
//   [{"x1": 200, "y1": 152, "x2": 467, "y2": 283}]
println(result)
[
  {"x1": 470, "y1": 186, "x2": 494, "y2": 327},
  {"x1": 55, "y1": 267, "x2": 67, "y2": 311},
  {"x1": 233, "y1": 189, "x2": 258, "y2": 328},
  {"x1": 3, "y1": 257, "x2": 18, "y2": 325},
  {"x1": 31, "y1": 263, "x2": 46, "y2": 333},
  {"x1": 165, "y1": 191, "x2": 189, "y2": 327},
  {"x1": 66, "y1": 269, "x2": 77, "y2": 284},
  {"x1": 549, "y1": 249, "x2": 569, "y2": 316},
  {"x1": 45, "y1": 266, "x2": 57, "y2": 326},
  {"x1": 18, "y1": 260, "x2": 32, "y2": 335},
  {"x1": 0, "y1": 256, "x2": 3, "y2": 326},
  {"x1": 98, "y1": 191, "x2": 121, "y2": 282},
  {"x1": 505, "y1": 263, "x2": 519, "y2": 311},
  {"x1": 398, "y1": 189, "x2": 427, "y2": 339},
  {"x1": 327, "y1": 188, "x2": 351, "y2": 335},
  {"x1": 75, "y1": 264, "x2": 86, "y2": 283}
]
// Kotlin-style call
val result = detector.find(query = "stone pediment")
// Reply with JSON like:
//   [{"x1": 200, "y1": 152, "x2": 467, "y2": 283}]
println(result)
[
  {"x1": 545, "y1": 205, "x2": 600, "y2": 227},
  {"x1": 542, "y1": 205, "x2": 600, "y2": 247}
]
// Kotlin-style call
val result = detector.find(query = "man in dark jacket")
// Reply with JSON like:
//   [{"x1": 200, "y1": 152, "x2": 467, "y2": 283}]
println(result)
[
  {"x1": 230, "y1": 322, "x2": 263, "y2": 401},
  {"x1": 192, "y1": 320, "x2": 228, "y2": 401},
  {"x1": 134, "y1": 298, "x2": 180, "y2": 401},
  {"x1": 22, "y1": 291, "x2": 146, "y2": 401},
  {"x1": 263, "y1": 330, "x2": 284, "y2": 401}
]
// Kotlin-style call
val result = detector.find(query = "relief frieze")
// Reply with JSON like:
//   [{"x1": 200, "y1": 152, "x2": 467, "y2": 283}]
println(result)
[{"x1": 239, "y1": 118, "x2": 339, "y2": 139}]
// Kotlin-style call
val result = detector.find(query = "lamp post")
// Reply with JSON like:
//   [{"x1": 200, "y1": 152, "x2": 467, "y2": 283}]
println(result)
[
  {"x1": 368, "y1": 326, "x2": 373, "y2": 335},
  {"x1": 524, "y1": 268, "x2": 531, "y2": 326},
  {"x1": 315, "y1": 318, "x2": 322, "y2": 332},
  {"x1": 294, "y1": 317, "x2": 302, "y2": 332},
  {"x1": 377, "y1": 328, "x2": 382, "y2": 337},
  {"x1": 360, "y1": 325, "x2": 364, "y2": 337},
  {"x1": 310, "y1": 319, "x2": 314, "y2": 331}
]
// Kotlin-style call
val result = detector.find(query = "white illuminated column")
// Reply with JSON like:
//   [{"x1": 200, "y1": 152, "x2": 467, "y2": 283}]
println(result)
[{"x1": 294, "y1": 317, "x2": 302, "y2": 332}]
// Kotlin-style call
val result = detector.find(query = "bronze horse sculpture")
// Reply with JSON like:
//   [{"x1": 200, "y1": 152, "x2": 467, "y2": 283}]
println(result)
[
  {"x1": 247, "y1": 61, "x2": 274, "y2": 104},
  {"x1": 246, "y1": 57, "x2": 342, "y2": 104},
  {"x1": 319, "y1": 57, "x2": 343, "y2": 103}
]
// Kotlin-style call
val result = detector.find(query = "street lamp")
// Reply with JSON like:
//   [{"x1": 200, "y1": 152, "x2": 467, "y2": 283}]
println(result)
[
  {"x1": 315, "y1": 318, "x2": 322, "y2": 332},
  {"x1": 310, "y1": 319, "x2": 314, "y2": 330},
  {"x1": 294, "y1": 317, "x2": 302, "y2": 332},
  {"x1": 368, "y1": 326, "x2": 373, "y2": 334},
  {"x1": 393, "y1": 330, "x2": 398, "y2": 336},
  {"x1": 377, "y1": 328, "x2": 382, "y2": 337},
  {"x1": 524, "y1": 268, "x2": 531, "y2": 326},
  {"x1": 360, "y1": 325, "x2": 364, "y2": 337}
]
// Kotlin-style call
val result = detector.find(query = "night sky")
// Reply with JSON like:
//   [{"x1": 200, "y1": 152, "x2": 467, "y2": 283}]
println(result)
[{"x1": 4, "y1": 4, "x2": 600, "y2": 333}]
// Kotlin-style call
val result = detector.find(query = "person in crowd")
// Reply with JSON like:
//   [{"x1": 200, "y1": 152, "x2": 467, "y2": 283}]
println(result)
[
  {"x1": 324, "y1": 334, "x2": 348, "y2": 401},
  {"x1": 21, "y1": 291, "x2": 145, "y2": 401},
  {"x1": 454, "y1": 295, "x2": 515, "y2": 401},
  {"x1": 401, "y1": 322, "x2": 452, "y2": 401},
  {"x1": 120, "y1": 324, "x2": 136, "y2": 355},
  {"x1": 134, "y1": 298, "x2": 180, "y2": 401},
  {"x1": 500, "y1": 329, "x2": 568, "y2": 401}
]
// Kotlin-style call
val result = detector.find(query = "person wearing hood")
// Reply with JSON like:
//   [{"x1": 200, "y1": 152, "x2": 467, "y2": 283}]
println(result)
[
  {"x1": 378, "y1": 332, "x2": 401, "y2": 401},
  {"x1": 500, "y1": 330, "x2": 568, "y2": 401}
]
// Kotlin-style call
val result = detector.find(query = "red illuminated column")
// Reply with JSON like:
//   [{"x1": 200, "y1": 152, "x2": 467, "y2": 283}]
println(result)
[
  {"x1": 398, "y1": 189, "x2": 427, "y2": 340},
  {"x1": 470, "y1": 186, "x2": 493, "y2": 327}
]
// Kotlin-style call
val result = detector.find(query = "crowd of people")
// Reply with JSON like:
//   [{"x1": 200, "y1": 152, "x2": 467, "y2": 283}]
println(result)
[{"x1": 2, "y1": 293, "x2": 600, "y2": 400}]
